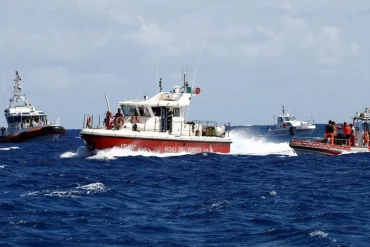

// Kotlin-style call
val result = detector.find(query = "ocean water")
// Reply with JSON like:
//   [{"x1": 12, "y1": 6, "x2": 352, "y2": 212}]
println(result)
[{"x1": 1, "y1": 126, "x2": 370, "y2": 246}]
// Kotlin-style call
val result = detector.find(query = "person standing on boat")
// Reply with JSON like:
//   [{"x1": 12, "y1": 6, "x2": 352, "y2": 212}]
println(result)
[
  {"x1": 363, "y1": 131, "x2": 369, "y2": 147},
  {"x1": 104, "y1": 111, "x2": 114, "y2": 130},
  {"x1": 348, "y1": 123, "x2": 356, "y2": 146},
  {"x1": 324, "y1": 120, "x2": 334, "y2": 145},
  {"x1": 86, "y1": 114, "x2": 92, "y2": 129},
  {"x1": 332, "y1": 121, "x2": 340, "y2": 135},
  {"x1": 334, "y1": 122, "x2": 347, "y2": 145},
  {"x1": 343, "y1": 122, "x2": 352, "y2": 144},
  {"x1": 113, "y1": 108, "x2": 124, "y2": 129}
]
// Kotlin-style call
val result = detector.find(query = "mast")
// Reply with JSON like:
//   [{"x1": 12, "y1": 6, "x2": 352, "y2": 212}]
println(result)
[
  {"x1": 9, "y1": 71, "x2": 27, "y2": 108},
  {"x1": 158, "y1": 78, "x2": 162, "y2": 92},
  {"x1": 2, "y1": 69, "x2": 4, "y2": 110},
  {"x1": 282, "y1": 105, "x2": 285, "y2": 115}
]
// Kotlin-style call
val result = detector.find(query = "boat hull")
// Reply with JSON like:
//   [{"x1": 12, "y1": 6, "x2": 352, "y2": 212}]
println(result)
[
  {"x1": 80, "y1": 131, "x2": 231, "y2": 153},
  {"x1": 266, "y1": 127, "x2": 316, "y2": 142},
  {"x1": 0, "y1": 126, "x2": 66, "y2": 143},
  {"x1": 267, "y1": 126, "x2": 315, "y2": 137},
  {"x1": 289, "y1": 140, "x2": 369, "y2": 155}
]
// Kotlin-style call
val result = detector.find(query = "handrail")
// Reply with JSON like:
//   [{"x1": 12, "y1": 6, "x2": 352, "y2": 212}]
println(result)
[{"x1": 82, "y1": 114, "x2": 231, "y2": 138}]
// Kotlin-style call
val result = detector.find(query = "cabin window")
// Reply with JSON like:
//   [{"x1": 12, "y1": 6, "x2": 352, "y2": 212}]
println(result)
[
  {"x1": 173, "y1": 108, "x2": 180, "y2": 117},
  {"x1": 122, "y1": 106, "x2": 136, "y2": 116},
  {"x1": 151, "y1": 107, "x2": 161, "y2": 117},
  {"x1": 142, "y1": 107, "x2": 151, "y2": 117},
  {"x1": 277, "y1": 117, "x2": 283, "y2": 122}
]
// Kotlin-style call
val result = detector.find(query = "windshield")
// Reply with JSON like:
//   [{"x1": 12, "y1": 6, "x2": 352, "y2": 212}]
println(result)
[{"x1": 121, "y1": 105, "x2": 136, "y2": 116}]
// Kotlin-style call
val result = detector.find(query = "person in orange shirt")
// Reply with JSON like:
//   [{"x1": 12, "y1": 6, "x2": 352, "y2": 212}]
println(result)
[
  {"x1": 342, "y1": 122, "x2": 352, "y2": 145},
  {"x1": 363, "y1": 131, "x2": 369, "y2": 147}
]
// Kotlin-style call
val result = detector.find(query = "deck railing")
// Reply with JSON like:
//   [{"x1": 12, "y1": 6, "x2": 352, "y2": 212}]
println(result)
[
  {"x1": 291, "y1": 136, "x2": 352, "y2": 146},
  {"x1": 82, "y1": 114, "x2": 231, "y2": 138}
]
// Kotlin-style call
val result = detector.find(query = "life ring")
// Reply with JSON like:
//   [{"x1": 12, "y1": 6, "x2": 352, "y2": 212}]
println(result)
[
  {"x1": 86, "y1": 115, "x2": 92, "y2": 128},
  {"x1": 282, "y1": 123, "x2": 286, "y2": 128}
]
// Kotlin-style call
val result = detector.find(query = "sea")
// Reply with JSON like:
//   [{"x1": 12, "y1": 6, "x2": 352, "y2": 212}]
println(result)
[{"x1": 1, "y1": 125, "x2": 370, "y2": 247}]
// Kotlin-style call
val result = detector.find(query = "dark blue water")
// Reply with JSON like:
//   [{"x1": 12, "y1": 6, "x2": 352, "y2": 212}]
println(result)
[{"x1": 1, "y1": 127, "x2": 370, "y2": 246}]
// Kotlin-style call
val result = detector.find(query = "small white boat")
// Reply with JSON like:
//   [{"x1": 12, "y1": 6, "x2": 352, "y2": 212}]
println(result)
[
  {"x1": 266, "y1": 105, "x2": 316, "y2": 141},
  {"x1": 290, "y1": 111, "x2": 370, "y2": 155}
]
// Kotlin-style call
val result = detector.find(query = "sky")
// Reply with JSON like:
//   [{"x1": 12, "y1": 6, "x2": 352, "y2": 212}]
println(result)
[{"x1": 1, "y1": 0, "x2": 370, "y2": 128}]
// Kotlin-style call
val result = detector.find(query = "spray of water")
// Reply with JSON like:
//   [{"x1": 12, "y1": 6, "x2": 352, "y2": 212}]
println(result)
[
  {"x1": 229, "y1": 128, "x2": 295, "y2": 156},
  {"x1": 60, "y1": 128, "x2": 296, "y2": 159}
]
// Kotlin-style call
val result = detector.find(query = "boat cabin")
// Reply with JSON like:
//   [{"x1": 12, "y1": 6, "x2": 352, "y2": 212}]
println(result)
[{"x1": 100, "y1": 73, "x2": 227, "y2": 138}]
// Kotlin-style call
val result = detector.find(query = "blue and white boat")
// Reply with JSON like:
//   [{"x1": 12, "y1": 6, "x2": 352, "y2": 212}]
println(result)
[{"x1": 266, "y1": 105, "x2": 316, "y2": 141}]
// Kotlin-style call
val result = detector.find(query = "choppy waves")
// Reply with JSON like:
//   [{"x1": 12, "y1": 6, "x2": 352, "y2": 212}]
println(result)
[{"x1": 1, "y1": 128, "x2": 369, "y2": 246}]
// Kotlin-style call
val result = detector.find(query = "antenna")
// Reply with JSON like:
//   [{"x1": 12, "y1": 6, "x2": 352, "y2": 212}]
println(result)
[
  {"x1": 136, "y1": 84, "x2": 143, "y2": 100},
  {"x1": 191, "y1": 32, "x2": 207, "y2": 89},
  {"x1": 156, "y1": 61, "x2": 159, "y2": 93},
  {"x1": 158, "y1": 78, "x2": 162, "y2": 92},
  {"x1": 105, "y1": 94, "x2": 110, "y2": 111},
  {"x1": 186, "y1": 31, "x2": 208, "y2": 120},
  {"x1": 2, "y1": 69, "x2": 5, "y2": 110}
]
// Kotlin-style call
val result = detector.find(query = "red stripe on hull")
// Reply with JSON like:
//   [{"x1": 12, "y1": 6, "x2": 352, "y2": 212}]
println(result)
[
  {"x1": 81, "y1": 134, "x2": 231, "y2": 153},
  {"x1": 290, "y1": 145, "x2": 343, "y2": 155},
  {"x1": 0, "y1": 127, "x2": 66, "y2": 143},
  {"x1": 289, "y1": 141, "x2": 350, "y2": 155}
]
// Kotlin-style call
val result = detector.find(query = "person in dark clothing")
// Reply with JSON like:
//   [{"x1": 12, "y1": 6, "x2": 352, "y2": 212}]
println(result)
[
  {"x1": 113, "y1": 108, "x2": 124, "y2": 129},
  {"x1": 324, "y1": 120, "x2": 334, "y2": 144}
]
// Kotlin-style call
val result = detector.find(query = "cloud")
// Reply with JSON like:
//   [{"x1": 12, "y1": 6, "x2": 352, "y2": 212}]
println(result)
[
  {"x1": 109, "y1": 9, "x2": 135, "y2": 26},
  {"x1": 135, "y1": 16, "x2": 174, "y2": 46},
  {"x1": 321, "y1": 26, "x2": 342, "y2": 42},
  {"x1": 0, "y1": 1, "x2": 368, "y2": 127},
  {"x1": 349, "y1": 42, "x2": 360, "y2": 53}
]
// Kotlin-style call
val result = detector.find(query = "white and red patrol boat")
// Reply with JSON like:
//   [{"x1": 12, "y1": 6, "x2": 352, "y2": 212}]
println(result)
[
  {"x1": 80, "y1": 73, "x2": 232, "y2": 153},
  {"x1": 289, "y1": 111, "x2": 370, "y2": 155},
  {"x1": 0, "y1": 71, "x2": 66, "y2": 143}
]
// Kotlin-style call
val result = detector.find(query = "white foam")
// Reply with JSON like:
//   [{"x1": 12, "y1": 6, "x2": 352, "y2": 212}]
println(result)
[
  {"x1": 229, "y1": 130, "x2": 296, "y2": 156},
  {"x1": 21, "y1": 182, "x2": 108, "y2": 197},
  {"x1": 0, "y1": 146, "x2": 19, "y2": 151},
  {"x1": 60, "y1": 146, "x2": 92, "y2": 158},
  {"x1": 269, "y1": 191, "x2": 277, "y2": 196},
  {"x1": 64, "y1": 127, "x2": 296, "y2": 158},
  {"x1": 310, "y1": 230, "x2": 328, "y2": 238},
  {"x1": 76, "y1": 182, "x2": 107, "y2": 193},
  {"x1": 87, "y1": 146, "x2": 190, "y2": 160}
]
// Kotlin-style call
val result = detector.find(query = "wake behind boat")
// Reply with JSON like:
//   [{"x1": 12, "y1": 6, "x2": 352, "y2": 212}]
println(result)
[
  {"x1": 0, "y1": 71, "x2": 66, "y2": 143},
  {"x1": 289, "y1": 111, "x2": 370, "y2": 155},
  {"x1": 80, "y1": 73, "x2": 232, "y2": 153},
  {"x1": 266, "y1": 105, "x2": 316, "y2": 142}
]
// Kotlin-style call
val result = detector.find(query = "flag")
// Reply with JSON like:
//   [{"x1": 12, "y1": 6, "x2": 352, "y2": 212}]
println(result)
[{"x1": 192, "y1": 87, "x2": 201, "y2": 95}]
